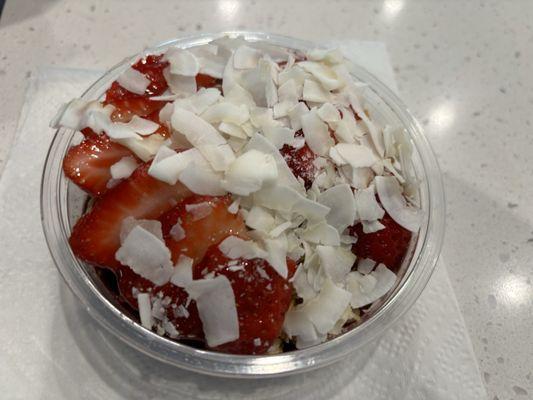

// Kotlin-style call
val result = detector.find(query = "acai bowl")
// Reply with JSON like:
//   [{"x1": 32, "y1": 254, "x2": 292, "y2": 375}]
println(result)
[{"x1": 41, "y1": 31, "x2": 445, "y2": 377}]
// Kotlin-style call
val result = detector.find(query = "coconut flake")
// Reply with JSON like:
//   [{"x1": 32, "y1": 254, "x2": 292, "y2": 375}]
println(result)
[
  {"x1": 292, "y1": 264, "x2": 318, "y2": 301},
  {"x1": 316, "y1": 245, "x2": 355, "y2": 283},
  {"x1": 56, "y1": 101, "x2": 138, "y2": 141},
  {"x1": 234, "y1": 45, "x2": 262, "y2": 69},
  {"x1": 149, "y1": 92, "x2": 180, "y2": 102},
  {"x1": 345, "y1": 264, "x2": 397, "y2": 308},
  {"x1": 50, "y1": 99, "x2": 90, "y2": 130},
  {"x1": 221, "y1": 150, "x2": 278, "y2": 196},
  {"x1": 163, "y1": 68, "x2": 197, "y2": 95},
  {"x1": 302, "y1": 79, "x2": 331, "y2": 103},
  {"x1": 306, "y1": 48, "x2": 344, "y2": 64},
  {"x1": 170, "y1": 255, "x2": 194, "y2": 287},
  {"x1": 375, "y1": 176, "x2": 421, "y2": 232},
  {"x1": 287, "y1": 102, "x2": 310, "y2": 131},
  {"x1": 178, "y1": 155, "x2": 226, "y2": 195},
  {"x1": 190, "y1": 44, "x2": 226, "y2": 79},
  {"x1": 278, "y1": 79, "x2": 301, "y2": 103},
  {"x1": 329, "y1": 143, "x2": 379, "y2": 169},
  {"x1": 117, "y1": 132, "x2": 166, "y2": 161},
  {"x1": 115, "y1": 226, "x2": 173, "y2": 285},
  {"x1": 137, "y1": 293, "x2": 153, "y2": 329},
  {"x1": 262, "y1": 125, "x2": 295, "y2": 149},
  {"x1": 355, "y1": 185, "x2": 386, "y2": 222},
  {"x1": 283, "y1": 308, "x2": 320, "y2": 348},
  {"x1": 224, "y1": 84, "x2": 256, "y2": 108},
  {"x1": 245, "y1": 206, "x2": 276, "y2": 232},
  {"x1": 169, "y1": 221, "x2": 186, "y2": 242},
  {"x1": 121, "y1": 115, "x2": 160, "y2": 136},
  {"x1": 119, "y1": 217, "x2": 164, "y2": 243},
  {"x1": 273, "y1": 101, "x2": 296, "y2": 119},
  {"x1": 298, "y1": 278, "x2": 351, "y2": 334},
  {"x1": 165, "y1": 47, "x2": 200, "y2": 76},
  {"x1": 171, "y1": 107, "x2": 235, "y2": 171},
  {"x1": 244, "y1": 133, "x2": 302, "y2": 192},
  {"x1": 299, "y1": 221, "x2": 340, "y2": 246},
  {"x1": 227, "y1": 198, "x2": 240, "y2": 214},
  {"x1": 159, "y1": 103, "x2": 174, "y2": 123},
  {"x1": 362, "y1": 220, "x2": 386, "y2": 233},
  {"x1": 269, "y1": 221, "x2": 293, "y2": 238},
  {"x1": 191, "y1": 87, "x2": 222, "y2": 112},
  {"x1": 175, "y1": 304, "x2": 190, "y2": 319},
  {"x1": 148, "y1": 146, "x2": 224, "y2": 195},
  {"x1": 348, "y1": 90, "x2": 385, "y2": 157},
  {"x1": 340, "y1": 165, "x2": 373, "y2": 189},
  {"x1": 263, "y1": 235, "x2": 288, "y2": 278},
  {"x1": 185, "y1": 202, "x2": 213, "y2": 220},
  {"x1": 218, "y1": 236, "x2": 268, "y2": 260},
  {"x1": 301, "y1": 109, "x2": 334, "y2": 156},
  {"x1": 239, "y1": 58, "x2": 278, "y2": 107},
  {"x1": 357, "y1": 258, "x2": 376, "y2": 275},
  {"x1": 299, "y1": 61, "x2": 344, "y2": 91},
  {"x1": 253, "y1": 185, "x2": 330, "y2": 221},
  {"x1": 382, "y1": 159, "x2": 405, "y2": 184},
  {"x1": 383, "y1": 125, "x2": 397, "y2": 158},
  {"x1": 110, "y1": 156, "x2": 138, "y2": 180},
  {"x1": 317, "y1": 102, "x2": 341, "y2": 124},
  {"x1": 219, "y1": 122, "x2": 247, "y2": 139},
  {"x1": 317, "y1": 184, "x2": 356, "y2": 232},
  {"x1": 186, "y1": 276, "x2": 239, "y2": 347},
  {"x1": 117, "y1": 67, "x2": 150, "y2": 95},
  {"x1": 201, "y1": 102, "x2": 249, "y2": 125},
  {"x1": 148, "y1": 147, "x2": 197, "y2": 185}
]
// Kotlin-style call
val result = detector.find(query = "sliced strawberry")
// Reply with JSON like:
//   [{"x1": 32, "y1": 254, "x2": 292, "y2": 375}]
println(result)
[
  {"x1": 63, "y1": 133, "x2": 136, "y2": 196},
  {"x1": 196, "y1": 73, "x2": 222, "y2": 89},
  {"x1": 69, "y1": 163, "x2": 191, "y2": 268},
  {"x1": 105, "y1": 54, "x2": 169, "y2": 120},
  {"x1": 194, "y1": 244, "x2": 296, "y2": 355},
  {"x1": 280, "y1": 130, "x2": 317, "y2": 190},
  {"x1": 132, "y1": 54, "x2": 170, "y2": 95},
  {"x1": 115, "y1": 265, "x2": 203, "y2": 340},
  {"x1": 80, "y1": 127, "x2": 100, "y2": 140},
  {"x1": 106, "y1": 55, "x2": 169, "y2": 101},
  {"x1": 159, "y1": 195, "x2": 247, "y2": 264},
  {"x1": 349, "y1": 213, "x2": 412, "y2": 272}
]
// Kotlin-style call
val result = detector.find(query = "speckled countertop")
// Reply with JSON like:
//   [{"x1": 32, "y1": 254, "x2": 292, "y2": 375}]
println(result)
[{"x1": 0, "y1": 1, "x2": 531, "y2": 398}]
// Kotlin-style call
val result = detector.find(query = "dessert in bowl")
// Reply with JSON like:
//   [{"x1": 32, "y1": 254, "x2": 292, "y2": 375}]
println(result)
[{"x1": 42, "y1": 32, "x2": 444, "y2": 376}]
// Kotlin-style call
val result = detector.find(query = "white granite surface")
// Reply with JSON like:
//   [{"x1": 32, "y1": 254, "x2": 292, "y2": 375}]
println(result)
[{"x1": 0, "y1": 1, "x2": 531, "y2": 398}]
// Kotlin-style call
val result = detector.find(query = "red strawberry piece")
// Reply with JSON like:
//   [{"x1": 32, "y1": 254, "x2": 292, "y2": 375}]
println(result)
[
  {"x1": 63, "y1": 133, "x2": 136, "y2": 196},
  {"x1": 106, "y1": 54, "x2": 169, "y2": 101},
  {"x1": 115, "y1": 265, "x2": 204, "y2": 340},
  {"x1": 105, "y1": 54, "x2": 169, "y2": 120},
  {"x1": 80, "y1": 127, "x2": 100, "y2": 140},
  {"x1": 280, "y1": 130, "x2": 317, "y2": 190},
  {"x1": 69, "y1": 162, "x2": 191, "y2": 268},
  {"x1": 349, "y1": 213, "x2": 412, "y2": 272},
  {"x1": 196, "y1": 73, "x2": 222, "y2": 89},
  {"x1": 193, "y1": 244, "x2": 296, "y2": 355},
  {"x1": 160, "y1": 195, "x2": 247, "y2": 265},
  {"x1": 132, "y1": 55, "x2": 170, "y2": 96}
]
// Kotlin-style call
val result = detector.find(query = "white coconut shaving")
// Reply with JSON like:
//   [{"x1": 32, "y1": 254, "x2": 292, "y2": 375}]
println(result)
[
  {"x1": 110, "y1": 156, "x2": 138, "y2": 180},
  {"x1": 186, "y1": 276, "x2": 239, "y2": 347},
  {"x1": 117, "y1": 67, "x2": 151, "y2": 95},
  {"x1": 115, "y1": 225, "x2": 174, "y2": 286}
]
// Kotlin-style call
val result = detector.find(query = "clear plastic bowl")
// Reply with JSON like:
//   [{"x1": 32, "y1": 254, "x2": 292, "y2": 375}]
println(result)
[{"x1": 41, "y1": 31, "x2": 445, "y2": 378}]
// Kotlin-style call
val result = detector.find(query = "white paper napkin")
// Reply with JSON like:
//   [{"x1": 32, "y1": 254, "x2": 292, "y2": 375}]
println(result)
[{"x1": 0, "y1": 43, "x2": 487, "y2": 400}]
